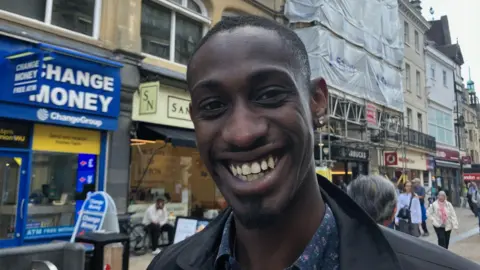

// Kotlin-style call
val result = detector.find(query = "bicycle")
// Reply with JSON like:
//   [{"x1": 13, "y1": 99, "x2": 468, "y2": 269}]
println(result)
[{"x1": 119, "y1": 213, "x2": 148, "y2": 256}]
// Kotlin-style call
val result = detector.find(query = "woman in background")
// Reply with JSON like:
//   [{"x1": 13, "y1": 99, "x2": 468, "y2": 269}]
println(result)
[
  {"x1": 428, "y1": 191, "x2": 459, "y2": 249},
  {"x1": 395, "y1": 180, "x2": 422, "y2": 237}
]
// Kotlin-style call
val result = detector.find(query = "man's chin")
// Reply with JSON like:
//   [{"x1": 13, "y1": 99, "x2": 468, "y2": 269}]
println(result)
[{"x1": 233, "y1": 209, "x2": 280, "y2": 230}]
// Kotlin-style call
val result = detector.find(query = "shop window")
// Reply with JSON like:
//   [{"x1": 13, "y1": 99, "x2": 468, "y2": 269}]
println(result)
[
  {"x1": 0, "y1": 157, "x2": 21, "y2": 239},
  {"x1": 27, "y1": 152, "x2": 78, "y2": 229},
  {"x1": 129, "y1": 140, "x2": 223, "y2": 219},
  {"x1": 141, "y1": 0, "x2": 209, "y2": 65},
  {"x1": 0, "y1": 0, "x2": 101, "y2": 38}
]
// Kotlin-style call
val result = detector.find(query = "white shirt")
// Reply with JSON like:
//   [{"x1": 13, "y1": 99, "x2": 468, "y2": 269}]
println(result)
[
  {"x1": 395, "y1": 193, "x2": 422, "y2": 224},
  {"x1": 142, "y1": 204, "x2": 168, "y2": 226}
]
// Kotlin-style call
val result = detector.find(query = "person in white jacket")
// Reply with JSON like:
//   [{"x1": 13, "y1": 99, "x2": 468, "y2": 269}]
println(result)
[
  {"x1": 395, "y1": 180, "x2": 422, "y2": 237},
  {"x1": 427, "y1": 191, "x2": 459, "y2": 249}
]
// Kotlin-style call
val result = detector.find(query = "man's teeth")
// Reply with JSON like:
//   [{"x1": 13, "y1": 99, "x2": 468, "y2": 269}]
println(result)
[{"x1": 229, "y1": 155, "x2": 277, "y2": 181}]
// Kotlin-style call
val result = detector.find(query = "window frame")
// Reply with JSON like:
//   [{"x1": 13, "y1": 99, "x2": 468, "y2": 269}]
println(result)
[
  {"x1": 406, "y1": 108, "x2": 412, "y2": 128},
  {"x1": 414, "y1": 30, "x2": 419, "y2": 52},
  {"x1": 404, "y1": 21, "x2": 410, "y2": 45},
  {"x1": 0, "y1": 0, "x2": 102, "y2": 39},
  {"x1": 416, "y1": 70, "x2": 421, "y2": 96},
  {"x1": 417, "y1": 113, "x2": 423, "y2": 132},
  {"x1": 141, "y1": 0, "x2": 211, "y2": 66},
  {"x1": 428, "y1": 107, "x2": 455, "y2": 146},
  {"x1": 442, "y1": 70, "x2": 447, "y2": 86},
  {"x1": 405, "y1": 63, "x2": 411, "y2": 91}
]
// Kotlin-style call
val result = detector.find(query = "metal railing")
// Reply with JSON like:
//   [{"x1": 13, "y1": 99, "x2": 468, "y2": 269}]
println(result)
[{"x1": 382, "y1": 128, "x2": 436, "y2": 151}]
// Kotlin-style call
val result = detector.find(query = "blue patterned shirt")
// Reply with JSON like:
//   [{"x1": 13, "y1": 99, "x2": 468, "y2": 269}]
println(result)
[{"x1": 214, "y1": 205, "x2": 340, "y2": 270}]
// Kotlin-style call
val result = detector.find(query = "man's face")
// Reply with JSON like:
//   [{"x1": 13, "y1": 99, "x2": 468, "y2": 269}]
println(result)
[
  {"x1": 188, "y1": 26, "x2": 327, "y2": 228},
  {"x1": 156, "y1": 200, "x2": 164, "y2": 209}
]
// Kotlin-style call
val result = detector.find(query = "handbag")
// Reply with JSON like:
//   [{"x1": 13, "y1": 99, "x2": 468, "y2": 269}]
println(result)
[{"x1": 397, "y1": 194, "x2": 414, "y2": 221}]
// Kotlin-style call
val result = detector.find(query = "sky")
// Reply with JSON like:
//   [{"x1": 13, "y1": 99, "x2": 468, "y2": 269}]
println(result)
[{"x1": 420, "y1": 0, "x2": 480, "y2": 87}]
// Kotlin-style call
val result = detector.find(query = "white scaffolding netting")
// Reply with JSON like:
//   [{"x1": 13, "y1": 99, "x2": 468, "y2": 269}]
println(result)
[{"x1": 285, "y1": 0, "x2": 405, "y2": 111}]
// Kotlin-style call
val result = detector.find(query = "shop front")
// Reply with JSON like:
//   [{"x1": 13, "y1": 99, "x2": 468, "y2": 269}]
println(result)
[
  {"x1": 326, "y1": 145, "x2": 369, "y2": 185},
  {"x1": 0, "y1": 35, "x2": 121, "y2": 247},
  {"x1": 383, "y1": 150, "x2": 427, "y2": 183},
  {"x1": 130, "y1": 81, "x2": 221, "y2": 218},
  {"x1": 435, "y1": 147, "x2": 461, "y2": 205}
]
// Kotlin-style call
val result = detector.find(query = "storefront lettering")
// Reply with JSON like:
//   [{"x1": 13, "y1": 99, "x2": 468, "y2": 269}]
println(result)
[
  {"x1": 399, "y1": 157, "x2": 414, "y2": 163},
  {"x1": 348, "y1": 150, "x2": 367, "y2": 159},
  {"x1": 28, "y1": 64, "x2": 114, "y2": 113},
  {"x1": 168, "y1": 96, "x2": 191, "y2": 121},
  {"x1": 0, "y1": 128, "x2": 26, "y2": 142}
]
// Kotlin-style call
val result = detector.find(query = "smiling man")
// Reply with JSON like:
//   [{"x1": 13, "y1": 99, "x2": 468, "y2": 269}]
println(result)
[{"x1": 148, "y1": 15, "x2": 478, "y2": 270}]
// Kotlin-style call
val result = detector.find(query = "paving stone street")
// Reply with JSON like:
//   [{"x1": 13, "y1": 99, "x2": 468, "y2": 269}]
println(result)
[{"x1": 129, "y1": 207, "x2": 480, "y2": 269}]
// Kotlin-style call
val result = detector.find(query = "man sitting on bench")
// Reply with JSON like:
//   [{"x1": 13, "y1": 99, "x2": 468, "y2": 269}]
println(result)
[{"x1": 142, "y1": 197, "x2": 174, "y2": 255}]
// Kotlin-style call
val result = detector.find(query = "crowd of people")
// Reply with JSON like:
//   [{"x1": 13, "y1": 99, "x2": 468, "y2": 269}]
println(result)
[{"x1": 345, "y1": 174, "x2": 473, "y2": 250}]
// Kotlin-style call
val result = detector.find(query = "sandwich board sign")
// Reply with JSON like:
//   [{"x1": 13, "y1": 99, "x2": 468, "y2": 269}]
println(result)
[{"x1": 70, "y1": 191, "x2": 120, "y2": 242}]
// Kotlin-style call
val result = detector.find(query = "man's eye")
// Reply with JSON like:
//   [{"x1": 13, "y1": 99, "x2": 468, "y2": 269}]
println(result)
[
  {"x1": 202, "y1": 101, "x2": 225, "y2": 111},
  {"x1": 255, "y1": 89, "x2": 289, "y2": 105}
]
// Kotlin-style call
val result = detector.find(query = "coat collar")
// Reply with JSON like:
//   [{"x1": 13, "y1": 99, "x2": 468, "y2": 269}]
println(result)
[{"x1": 177, "y1": 176, "x2": 402, "y2": 270}]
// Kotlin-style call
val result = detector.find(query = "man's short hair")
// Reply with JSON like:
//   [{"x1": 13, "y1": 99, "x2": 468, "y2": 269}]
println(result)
[
  {"x1": 187, "y1": 15, "x2": 312, "y2": 91},
  {"x1": 347, "y1": 175, "x2": 397, "y2": 224}
]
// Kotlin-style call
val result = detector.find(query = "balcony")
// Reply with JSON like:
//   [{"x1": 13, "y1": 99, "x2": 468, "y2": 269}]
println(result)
[{"x1": 385, "y1": 128, "x2": 437, "y2": 151}]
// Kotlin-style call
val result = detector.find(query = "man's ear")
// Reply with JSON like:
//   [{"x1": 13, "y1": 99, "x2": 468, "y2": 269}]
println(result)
[{"x1": 310, "y1": 77, "x2": 328, "y2": 121}]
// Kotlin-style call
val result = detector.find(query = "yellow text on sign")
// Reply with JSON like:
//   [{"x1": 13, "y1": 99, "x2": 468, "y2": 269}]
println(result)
[{"x1": 32, "y1": 124, "x2": 100, "y2": 155}]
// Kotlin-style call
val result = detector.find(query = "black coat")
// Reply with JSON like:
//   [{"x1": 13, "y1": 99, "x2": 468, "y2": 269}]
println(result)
[{"x1": 148, "y1": 176, "x2": 479, "y2": 270}]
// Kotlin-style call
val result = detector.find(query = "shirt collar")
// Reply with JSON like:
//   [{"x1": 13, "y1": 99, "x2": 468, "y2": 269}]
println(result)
[{"x1": 214, "y1": 205, "x2": 339, "y2": 270}]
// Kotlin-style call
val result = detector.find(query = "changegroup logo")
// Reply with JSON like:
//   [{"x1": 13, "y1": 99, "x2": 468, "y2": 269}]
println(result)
[
  {"x1": 37, "y1": 108, "x2": 49, "y2": 121},
  {"x1": 35, "y1": 108, "x2": 103, "y2": 127}
]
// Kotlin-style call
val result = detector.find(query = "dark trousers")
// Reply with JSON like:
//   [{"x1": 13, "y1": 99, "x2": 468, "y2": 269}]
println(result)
[
  {"x1": 433, "y1": 226, "x2": 451, "y2": 249},
  {"x1": 147, "y1": 223, "x2": 174, "y2": 250},
  {"x1": 467, "y1": 196, "x2": 478, "y2": 217},
  {"x1": 421, "y1": 221, "x2": 429, "y2": 234}
]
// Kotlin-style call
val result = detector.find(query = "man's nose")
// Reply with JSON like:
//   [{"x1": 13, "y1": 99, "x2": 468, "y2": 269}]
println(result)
[{"x1": 222, "y1": 104, "x2": 267, "y2": 150}]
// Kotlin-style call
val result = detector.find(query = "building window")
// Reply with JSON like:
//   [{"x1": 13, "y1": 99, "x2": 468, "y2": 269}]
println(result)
[
  {"x1": 414, "y1": 30, "x2": 419, "y2": 51},
  {"x1": 416, "y1": 70, "x2": 421, "y2": 96},
  {"x1": 404, "y1": 21, "x2": 410, "y2": 44},
  {"x1": 406, "y1": 108, "x2": 412, "y2": 127},
  {"x1": 0, "y1": 0, "x2": 102, "y2": 38},
  {"x1": 129, "y1": 140, "x2": 225, "y2": 216},
  {"x1": 443, "y1": 70, "x2": 447, "y2": 86},
  {"x1": 469, "y1": 129, "x2": 473, "y2": 141},
  {"x1": 405, "y1": 63, "x2": 411, "y2": 91},
  {"x1": 417, "y1": 113, "x2": 423, "y2": 132},
  {"x1": 430, "y1": 65, "x2": 435, "y2": 80},
  {"x1": 141, "y1": 0, "x2": 209, "y2": 65},
  {"x1": 428, "y1": 107, "x2": 455, "y2": 146}
]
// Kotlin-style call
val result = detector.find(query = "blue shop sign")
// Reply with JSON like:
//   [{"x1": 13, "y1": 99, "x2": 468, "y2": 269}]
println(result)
[
  {"x1": 74, "y1": 192, "x2": 107, "y2": 237},
  {"x1": 0, "y1": 36, "x2": 122, "y2": 130}
]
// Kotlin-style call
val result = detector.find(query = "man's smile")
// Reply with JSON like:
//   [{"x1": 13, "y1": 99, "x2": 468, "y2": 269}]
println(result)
[{"x1": 216, "y1": 151, "x2": 290, "y2": 196}]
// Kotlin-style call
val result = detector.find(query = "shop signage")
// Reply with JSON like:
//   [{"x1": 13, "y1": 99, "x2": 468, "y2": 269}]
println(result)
[
  {"x1": 426, "y1": 155, "x2": 435, "y2": 170},
  {"x1": 70, "y1": 191, "x2": 120, "y2": 242},
  {"x1": 436, "y1": 147, "x2": 459, "y2": 162},
  {"x1": 384, "y1": 152, "x2": 398, "y2": 166},
  {"x1": 168, "y1": 96, "x2": 191, "y2": 121},
  {"x1": 32, "y1": 124, "x2": 101, "y2": 155},
  {"x1": 330, "y1": 145, "x2": 369, "y2": 161},
  {"x1": 462, "y1": 156, "x2": 472, "y2": 165},
  {"x1": 73, "y1": 192, "x2": 107, "y2": 237},
  {"x1": 132, "y1": 83, "x2": 194, "y2": 129},
  {"x1": 0, "y1": 119, "x2": 31, "y2": 148},
  {"x1": 25, "y1": 225, "x2": 75, "y2": 239},
  {"x1": 139, "y1": 81, "x2": 158, "y2": 115},
  {"x1": 0, "y1": 39, "x2": 122, "y2": 130},
  {"x1": 464, "y1": 173, "x2": 480, "y2": 181},
  {"x1": 366, "y1": 103, "x2": 377, "y2": 125}
]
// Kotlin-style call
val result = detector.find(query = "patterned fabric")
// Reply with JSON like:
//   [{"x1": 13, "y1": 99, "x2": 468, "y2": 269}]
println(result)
[{"x1": 215, "y1": 205, "x2": 340, "y2": 270}]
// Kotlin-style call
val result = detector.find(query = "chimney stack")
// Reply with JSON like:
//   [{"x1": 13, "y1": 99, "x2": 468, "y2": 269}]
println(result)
[{"x1": 410, "y1": 0, "x2": 422, "y2": 13}]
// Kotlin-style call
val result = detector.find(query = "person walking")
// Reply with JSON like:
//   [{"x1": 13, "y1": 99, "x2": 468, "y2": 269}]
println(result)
[
  {"x1": 413, "y1": 178, "x2": 429, "y2": 236},
  {"x1": 467, "y1": 182, "x2": 478, "y2": 217},
  {"x1": 395, "y1": 180, "x2": 422, "y2": 237},
  {"x1": 471, "y1": 186, "x2": 480, "y2": 233},
  {"x1": 427, "y1": 191, "x2": 459, "y2": 249}
]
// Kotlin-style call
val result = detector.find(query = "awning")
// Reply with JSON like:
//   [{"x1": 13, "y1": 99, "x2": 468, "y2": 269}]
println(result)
[{"x1": 139, "y1": 124, "x2": 196, "y2": 148}]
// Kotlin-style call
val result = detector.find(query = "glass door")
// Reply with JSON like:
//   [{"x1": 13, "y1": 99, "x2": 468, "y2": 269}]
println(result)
[{"x1": 0, "y1": 152, "x2": 28, "y2": 247}]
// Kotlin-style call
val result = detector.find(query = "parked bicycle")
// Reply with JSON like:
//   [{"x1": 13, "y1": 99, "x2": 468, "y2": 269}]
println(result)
[{"x1": 119, "y1": 213, "x2": 148, "y2": 256}]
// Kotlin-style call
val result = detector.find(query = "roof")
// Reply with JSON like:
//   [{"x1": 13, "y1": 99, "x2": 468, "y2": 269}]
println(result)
[
  {"x1": 436, "y1": 44, "x2": 464, "y2": 65},
  {"x1": 426, "y1": 15, "x2": 464, "y2": 65}
]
